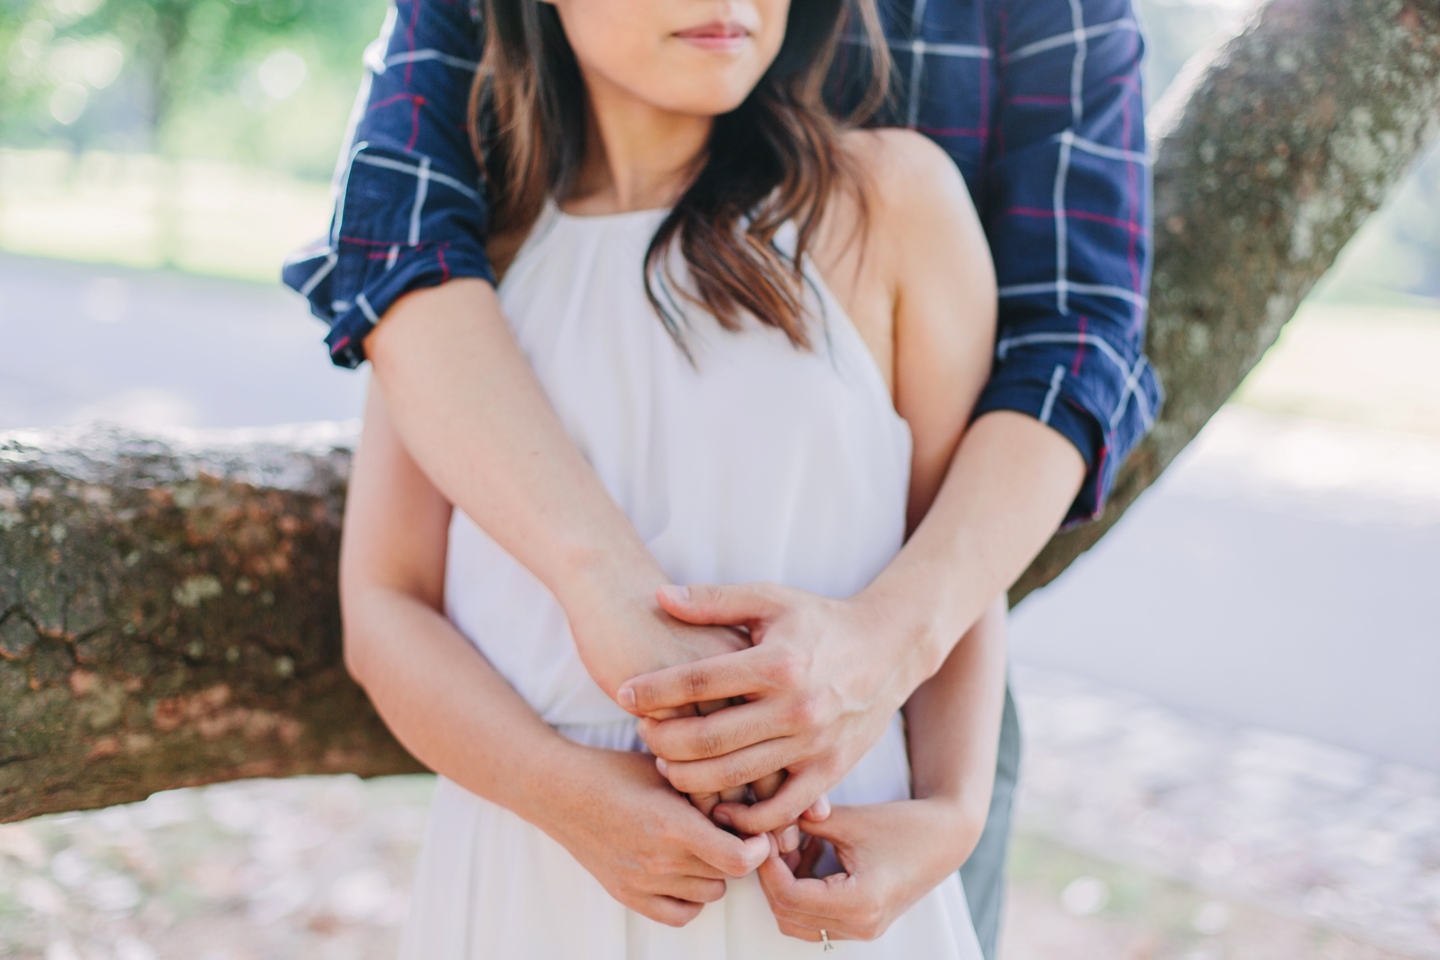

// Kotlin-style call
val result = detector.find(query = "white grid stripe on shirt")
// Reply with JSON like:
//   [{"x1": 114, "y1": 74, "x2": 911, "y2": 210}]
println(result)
[
  {"x1": 995, "y1": 332, "x2": 1156, "y2": 429},
  {"x1": 908, "y1": 41, "x2": 926, "y2": 127},
  {"x1": 1053, "y1": 130, "x2": 1074, "y2": 315},
  {"x1": 911, "y1": 0, "x2": 930, "y2": 35},
  {"x1": 409, "y1": 154, "x2": 432, "y2": 247},
  {"x1": 297, "y1": 251, "x2": 337, "y2": 299},
  {"x1": 853, "y1": 37, "x2": 992, "y2": 58},
  {"x1": 1067, "y1": 0, "x2": 1088, "y2": 127},
  {"x1": 998, "y1": 281, "x2": 1148, "y2": 309},
  {"x1": 1008, "y1": 17, "x2": 1138, "y2": 61},
  {"x1": 383, "y1": 49, "x2": 479, "y2": 72},
  {"x1": 330, "y1": 141, "x2": 365, "y2": 246},
  {"x1": 1039, "y1": 364, "x2": 1067, "y2": 424},
  {"x1": 352, "y1": 151, "x2": 481, "y2": 202},
  {"x1": 355, "y1": 292, "x2": 380, "y2": 324},
  {"x1": 1110, "y1": 355, "x2": 1155, "y2": 430},
  {"x1": 916, "y1": 40, "x2": 991, "y2": 57},
  {"x1": 1065, "y1": 134, "x2": 1149, "y2": 164},
  {"x1": 360, "y1": 6, "x2": 398, "y2": 75},
  {"x1": 997, "y1": 330, "x2": 1128, "y2": 378},
  {"x1": 907, "y1": 0, "x2": 930, "y2": 129}
]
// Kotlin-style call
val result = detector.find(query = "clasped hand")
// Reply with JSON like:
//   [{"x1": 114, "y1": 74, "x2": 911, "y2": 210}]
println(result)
[
  {"x1": 620, "y1": 581, "x2": 917, "y2": 835},
  {"x1": 602, "y1": 580, "x2": 974, "y2": 941}
]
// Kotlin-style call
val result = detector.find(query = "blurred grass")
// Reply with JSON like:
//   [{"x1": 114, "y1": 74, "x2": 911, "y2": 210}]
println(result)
[
  {"x1": 1004, "y1": 832, "x2": 1422, "y2": 960},
  {"x1": 1235, "y1": 302, "x2": 1440, "y2": 440},
  {"x1": 0, "y1": 147, "x2": 331, "y2": 283}
]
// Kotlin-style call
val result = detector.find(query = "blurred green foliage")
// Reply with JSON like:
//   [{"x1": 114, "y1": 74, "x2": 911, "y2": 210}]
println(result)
[
  {"x1": 0, "y1": 0, "x2": 1230, "y2": 183},
  {"x1": 1, "y1": 0, "x2": 387, "y2": 178},
  {"x1": 1, "y1": 0, "x2": 1436, "y2": 300}
]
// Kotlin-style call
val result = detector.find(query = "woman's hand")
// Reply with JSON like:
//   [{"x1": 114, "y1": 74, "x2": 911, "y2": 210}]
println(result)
[
  {"x1": 564, "y1": 577, "x2": 754, "y2": 701},
  {"x1": 532, "y1": 745, "x2": 771, "y2": 927},
  {"x1": 621, "y1": 583, "x2": 934, "y2": 835},
  {"x1": 557, "y1": 586, "x2": 767, "y2": 815},
  {"x1": 755, "y1": 800, "x2": 984, "y2": 943}
]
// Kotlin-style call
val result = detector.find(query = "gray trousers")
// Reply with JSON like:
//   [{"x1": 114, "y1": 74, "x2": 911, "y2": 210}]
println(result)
[{"x1": 957, "y1": 681, "x2": 1021, "y2": 960}]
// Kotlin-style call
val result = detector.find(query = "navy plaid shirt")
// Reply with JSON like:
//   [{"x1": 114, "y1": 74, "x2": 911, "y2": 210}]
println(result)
[{"x1": 283, "y1": 0, "x2": 1162, "y2": 523}]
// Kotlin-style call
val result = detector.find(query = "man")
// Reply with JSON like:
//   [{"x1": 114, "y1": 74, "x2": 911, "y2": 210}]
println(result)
[{"x1": 284, "y1": 1, "x2": 1159, "y2": 954}]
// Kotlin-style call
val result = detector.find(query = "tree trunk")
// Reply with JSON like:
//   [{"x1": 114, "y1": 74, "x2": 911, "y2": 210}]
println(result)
[
  {"x1": 1012, "y1": 0, "x2": 1440, "y2": 599},
  {"x1": 4, "y1": 0, "x2": 1440, "y2": 822}
]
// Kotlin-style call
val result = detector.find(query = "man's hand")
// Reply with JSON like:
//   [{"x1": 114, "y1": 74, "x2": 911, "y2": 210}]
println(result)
[
  {"x1": 557, "y1": 587, "x2": 758, "y2": 813},
  {"x1": 561, "y1": 569, "x2": 755, "y2": 701},
  {"x1": 756, "y1": 800, "x2": 983, "y2": 942},
  {"x1": 618, "y1": 582, "x2": 934, "y2": 836},
  {"x1": 534, "y1": 746, "x2": 771, "y2": 927}
]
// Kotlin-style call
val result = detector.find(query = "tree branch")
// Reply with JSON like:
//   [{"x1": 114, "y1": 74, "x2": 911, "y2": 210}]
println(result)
[{"x1": 0, "y1": 424, "x2": 423, "y2": 823}]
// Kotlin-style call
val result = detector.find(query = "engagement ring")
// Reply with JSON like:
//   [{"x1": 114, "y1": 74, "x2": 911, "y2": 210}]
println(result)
[{"x1": 820, "y1": 929, "x2": 833, "y2": 952}]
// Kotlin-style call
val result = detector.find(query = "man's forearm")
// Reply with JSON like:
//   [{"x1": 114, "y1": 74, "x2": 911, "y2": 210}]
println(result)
[{"x1": 862, "y1": 410, "x2": 1085, "y2": 694}]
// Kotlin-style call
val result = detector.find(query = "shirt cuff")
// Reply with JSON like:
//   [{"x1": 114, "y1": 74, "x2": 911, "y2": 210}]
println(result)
[
  {"x1": 971, "y1": 377, "x2": 1108, "y2": 526},
  {"x1": 282, "y1": 239, "x2": 495, "y2": 370}
]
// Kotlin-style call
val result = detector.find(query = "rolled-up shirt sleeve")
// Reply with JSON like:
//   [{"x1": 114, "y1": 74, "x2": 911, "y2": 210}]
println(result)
[
  {"x1": 282, "y1": 0, "x2": 493, "y2": 369},
  {"x1": 972, "y1": 0, "x2": 1163, "y2": 524}
]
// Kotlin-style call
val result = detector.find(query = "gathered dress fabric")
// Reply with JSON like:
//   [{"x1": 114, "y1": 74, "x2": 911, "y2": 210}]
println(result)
[{"x1": 397, "y1": 202, "x2": 982, "y2": 959}]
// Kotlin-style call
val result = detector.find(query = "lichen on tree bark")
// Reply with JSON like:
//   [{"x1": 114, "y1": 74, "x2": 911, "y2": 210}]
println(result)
[
  {"x1": 3, "y1": 0, "x2": 1440, "y2": 822},
  {"x1": 0, "y1": 425, "x2": 423, "y2": 823}
]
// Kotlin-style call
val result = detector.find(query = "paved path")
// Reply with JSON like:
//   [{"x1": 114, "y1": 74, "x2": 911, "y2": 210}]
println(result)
[
  {"x1": 0, "y1": 254, "x2": 364, "y2": 430},
  {"x1": 1011, "y1": 408, "x2": 1440, "y2": 772},
  {"x1": 1012, "y1": 300, "x2": 1440, "y2": 772}
]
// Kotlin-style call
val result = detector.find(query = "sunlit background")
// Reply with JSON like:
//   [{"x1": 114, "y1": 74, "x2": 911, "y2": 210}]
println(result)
[{"x1": 1, "y1": 0, "x2": 1438, "y2": 958}]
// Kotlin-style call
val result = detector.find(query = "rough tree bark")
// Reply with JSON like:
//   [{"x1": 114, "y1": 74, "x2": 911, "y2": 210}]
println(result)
[
  {"x1": 0, "y1": 425, "x2": 424, "y2": 823},
  {"x1": 3, "y1": 0, "x2": 1440, "y2": 822},
  {"x1": 1013, "y1": 0, "x2": 1440, "y2": 597}
]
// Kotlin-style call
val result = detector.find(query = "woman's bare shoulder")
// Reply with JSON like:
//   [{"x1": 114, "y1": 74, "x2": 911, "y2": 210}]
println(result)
[{"x1": 839, "y1": 128, "x2": 975, "y2": 238}]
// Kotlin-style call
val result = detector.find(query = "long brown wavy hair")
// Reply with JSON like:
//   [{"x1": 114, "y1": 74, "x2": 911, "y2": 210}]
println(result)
[{"x1": 468, "y1": 0, "x2": 890, "y2": 350}]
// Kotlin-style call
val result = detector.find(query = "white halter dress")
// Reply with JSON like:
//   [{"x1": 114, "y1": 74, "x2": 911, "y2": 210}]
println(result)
[{"x1": 398, "y1": 201, "x2": 982, "y2": 960}]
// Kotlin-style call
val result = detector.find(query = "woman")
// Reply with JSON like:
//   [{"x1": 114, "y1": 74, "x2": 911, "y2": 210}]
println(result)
[{"x1": 341, "y1": 0, "x2": 1006, "y2": 954}]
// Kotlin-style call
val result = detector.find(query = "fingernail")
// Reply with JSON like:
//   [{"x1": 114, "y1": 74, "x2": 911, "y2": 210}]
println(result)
[
  {"x1": 617, "y1": 687, "x2": 636, "y2": 710},
  {"x1": 659, "y1": 584, "x2": 690, "y2": 603},
  {"x1": 809, "y1": 795, "x2": 830, "y2": 819},
  {"x1": 712, "y1": 808, "x2": 733, "y2": 827},
  {"x1": 655, "y1": 757, "x2": 668, "y2": 776},
  {"x1": 780, "y1": 825, "x2": 800, "y2": 853},
  {"x1": 747, "y1": 835, "x2": 771, "y2": 865}
]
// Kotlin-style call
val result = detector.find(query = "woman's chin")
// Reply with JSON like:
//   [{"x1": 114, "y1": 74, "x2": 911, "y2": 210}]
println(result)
[{"x1": 647, "y1": 86, "x2": 757, "y2": 119}]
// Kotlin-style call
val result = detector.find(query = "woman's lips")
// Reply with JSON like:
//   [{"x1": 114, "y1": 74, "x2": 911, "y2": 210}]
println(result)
[{"x1": 674, "y1": 21, "x2": 750, "y2": 53}]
